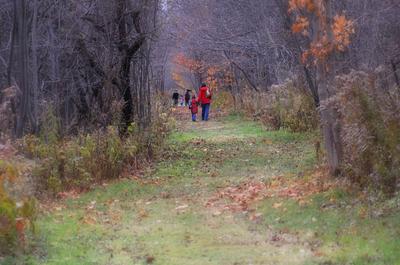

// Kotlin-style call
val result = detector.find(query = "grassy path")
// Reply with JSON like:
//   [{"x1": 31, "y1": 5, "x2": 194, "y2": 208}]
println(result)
[{"x1": 6, "y1": 115, "x2": 400, "y2": 265}]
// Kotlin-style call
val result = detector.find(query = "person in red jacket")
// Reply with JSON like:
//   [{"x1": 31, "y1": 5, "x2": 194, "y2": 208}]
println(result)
[
  {"x1": 189, "y1": 95, "x2": 199, "y2": 122},
  {"x1": 197, "y1": 83, "x2": 212, "y2": 121}
]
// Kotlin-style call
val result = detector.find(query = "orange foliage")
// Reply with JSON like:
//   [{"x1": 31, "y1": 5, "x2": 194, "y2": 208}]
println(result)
[
  {"x1": 289, "y1": 0, "x2": 355, "y2": 65},
  {"x1": 332, "y1": 14, "x2": 355, "y2": 51},
  {"x1": 309, "y1": 34, "x2": 333, "y2": 62},
  {"x1": 171, "y1": 72, "x2": 189, "y2": 90},
  {"x1": 208, "y1": 64, "x2": 234, "y2": 91},
  {"x1": 301, "y1": 50, "x2": 311, "y2": 64},
  {"x1": 288, "y1": 0, "x2": 316, "y2": 13},
  {"x1": 174, "y1": 53, "x2": 203, "y2": 73},
  {"x1": 173, "y1": 52, "x2": 233, "y2": 91},
  {"x1": 172, "y1": 53, "x2": 204, "y2": 90},
  {"x1": 291, "y1": 16, "x2": 310, "y2": 35}
]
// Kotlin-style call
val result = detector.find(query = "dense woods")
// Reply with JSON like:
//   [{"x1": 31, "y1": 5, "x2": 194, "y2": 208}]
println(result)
[
  {"x1": 0, "y1": 0, "x2": 400, "y2": 262},
  {"x1": 0, "y1": 0, "x2": 162, "y2": 136}
]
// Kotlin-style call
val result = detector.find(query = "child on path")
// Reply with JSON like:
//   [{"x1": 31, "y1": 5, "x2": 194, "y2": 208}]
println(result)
[{"x1": 189, "y1": 95, "x2": 199, "y2": 122}]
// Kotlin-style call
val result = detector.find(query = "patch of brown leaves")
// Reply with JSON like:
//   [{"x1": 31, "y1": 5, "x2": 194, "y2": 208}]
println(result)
[
  {"x1": 206, "y1": 181, "x2": 268, "y2": 211},
  {"x1": 206, "y1": 168, "x2": 337, "y2": 212},
  {"x1": 80, "y1": 200, "x2": 123, "y2": 226},
  {"x1": 268, "y1": 168, "x2": 338, "y2": 202},
  {"x1": 269, "y1": 169, "x2": 335, "y2": 200}
]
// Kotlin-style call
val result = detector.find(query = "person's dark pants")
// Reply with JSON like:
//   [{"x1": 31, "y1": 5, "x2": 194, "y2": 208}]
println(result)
[
  {"x1": 173, "y1": 99, "x2": 178, "y2": 106},
  {"x1": 201, "y1": 103, "x2": 210, "y2": 121},
  {"x1": 192, "y1": 113, "x2": 197, "y2": 122}
]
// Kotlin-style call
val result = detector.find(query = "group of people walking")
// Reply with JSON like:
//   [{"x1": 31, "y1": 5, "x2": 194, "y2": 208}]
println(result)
[
  {"x1": 172, "y1": 83, "x2": 212, "y2": 122},
  {"x1": 172, "y1": 90, "x2": 192, "y2": 107}
]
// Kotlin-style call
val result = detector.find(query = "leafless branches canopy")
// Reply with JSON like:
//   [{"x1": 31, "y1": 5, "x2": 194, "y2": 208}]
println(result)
[
  {"x1": 1, "y1": 0, "x2": 163, "y2": 136},
  {"x1": 0, "y1": 1, "x2": 399, "y2": 151}
]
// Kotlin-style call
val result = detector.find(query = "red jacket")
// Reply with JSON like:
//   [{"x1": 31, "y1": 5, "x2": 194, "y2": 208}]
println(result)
[
  {"x1": 190, "y1": 99, "x2": 198, "y2": 114},
  {"x1": 197, "y1": 86, "x2": 212, "y2": 105}
]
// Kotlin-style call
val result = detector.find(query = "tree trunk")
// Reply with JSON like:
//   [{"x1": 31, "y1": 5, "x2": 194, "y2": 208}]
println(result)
[
  {"x1": 31, "y1": 0, "x2": 39, "y2": 133},
  {"x1": 7, "y1": 3, "x2": 17, "y2": 87},
  {"x1": 120, "y1": 54, "x2": 134, "y2": 132},
  {"x1": 14, "y1": 0, "x2": 30, "y2": 137},
  {"x1": 317, "y1": 67, "x2": 343, "y2": 175}
]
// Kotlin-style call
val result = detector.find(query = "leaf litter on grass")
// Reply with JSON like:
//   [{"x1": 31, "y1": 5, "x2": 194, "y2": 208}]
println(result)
[
  {"x1": 206, "y1": 168, "x2": 339, "y2": 216},
  {"x1": 206, "y1": 181, "x2": 268, "y2": 212}
]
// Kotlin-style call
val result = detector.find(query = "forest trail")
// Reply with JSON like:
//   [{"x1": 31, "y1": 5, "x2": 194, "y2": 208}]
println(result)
[
  {"x1": 23, "y1": 114, "x2": 317, "y2": 265},
  {"x1": 13, "y1": 114, "x2": 399, "y2": 265},
  {"x1": 2, "y1": 0, "x2": 400, "y2": 264}
]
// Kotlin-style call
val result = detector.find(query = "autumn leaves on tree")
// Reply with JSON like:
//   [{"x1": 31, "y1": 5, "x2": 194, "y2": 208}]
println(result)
[
  {"x1": 288, "y1": 0, "x2": 355, "y2": 174},
  {"x1": 289, "y1": 0, "x2": 355, "y2": 65},
  {"x1": 173, "y1": 52, "x2": 233, "y2": 92}
]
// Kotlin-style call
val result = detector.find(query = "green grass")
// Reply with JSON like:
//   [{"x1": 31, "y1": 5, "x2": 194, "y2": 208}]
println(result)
[
  {"x1": 3, "y1": 115, "x2": 400, "y2": 265},
  {"x1": 255, "y1": 188, "x2": 400, "y2": 265}
]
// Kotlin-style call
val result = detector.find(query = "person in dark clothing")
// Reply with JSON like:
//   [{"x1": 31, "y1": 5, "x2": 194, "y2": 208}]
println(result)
[
  {"x1": 172, "y1": 90, "x2": 179, "y2": 106},
  {"x1": 197, "y1": 83, "x2": 212, "y2": 121},
  {"x1": 184, "y1": 90, "x2": 191, "y2": 106}
]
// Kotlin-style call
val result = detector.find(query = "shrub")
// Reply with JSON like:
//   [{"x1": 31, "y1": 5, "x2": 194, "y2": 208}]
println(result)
[
  {"x1": 23, "y1": 127, "x2": 135, "y2": 192},
  {"x1": 212, "y1": 90, "x2": 235, "y2": 112},
  {"x1": 331, "y1": 69, "x2": 400, "y2": 192},
  {"x1": 240, "y1": 80, "x2": 319, "y2": 132},
  {"x1": 0, "y1": 161, "x2": 36, "y2": 255},
  {"x1": 18, "y1": 98, "x2": 174, "y2": 194},
  {"x1": 146, "y1": 93, "x2": 176, "y2": 157}
]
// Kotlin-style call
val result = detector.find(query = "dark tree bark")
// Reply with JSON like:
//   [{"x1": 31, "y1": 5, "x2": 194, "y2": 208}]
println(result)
[{"x1": 14, "y1": 0, "x2": 31, "y2": 137}]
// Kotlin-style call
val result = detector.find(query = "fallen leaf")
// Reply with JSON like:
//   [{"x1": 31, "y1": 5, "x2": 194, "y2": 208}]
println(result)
[
  {"x1": 271, "y1": 234, "x2": 281, "y2": 242},
  {"x1": 146, "y1": 256, "x2": 155, "y2": 264},
  {"x1": 249, "y1": 212, "x2": 263, "y2": 221},
  {"x1": 82, "y1": 215, "x2": 97, "y2": 225},
  {"x1": 358, "y1": 207, "x2": 367, "y2": 219},
  {"x1": 313, "y1": 250, "x2": 325, "y2": 257},
  {"x1": 160, "y1": 192, "x2": 170, "y2": 199},
  {"x1": 86, "y1": 201, "x2": 97, "y2": 210},
  {"x1": 138, "y1": 209, "x2": 149, "y2": 219},
  {"x1": 212, "y1": 211, "x2": 222, "y2": 217},
  {"x1": 175, "y1": 205, "x2": 189, "y2": 211}
]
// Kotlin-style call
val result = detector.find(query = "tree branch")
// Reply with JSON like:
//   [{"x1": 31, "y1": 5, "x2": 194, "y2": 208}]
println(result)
[
  {"x1": 127, "y1": 35, "x2": 146, "y2": 57},
  {"x1": 76, "y1": 38, "x2": 106, "y2": 78},
  {"x1": 223, "y1": 50, "x2": 259, "y2": 92}
]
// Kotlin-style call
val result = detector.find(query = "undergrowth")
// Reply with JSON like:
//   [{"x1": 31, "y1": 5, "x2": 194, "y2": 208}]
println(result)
[
  {"x1": 239, "y1": 80, "x2": 318, "y2": 133},
  {"x1": 0, "y1": 161, "x2": 37, "y2": 255},
  {"x1": 17, "y1": 104, "x2": 174, "y2": 194},
  {"x1": 332, "y1": 69, "x2": 400, "y2": 193}
]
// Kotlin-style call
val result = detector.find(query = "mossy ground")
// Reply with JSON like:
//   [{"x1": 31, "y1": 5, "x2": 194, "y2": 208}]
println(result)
[{"x1": 3, "y1": 114, "x2": 400, "y2": 265}]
